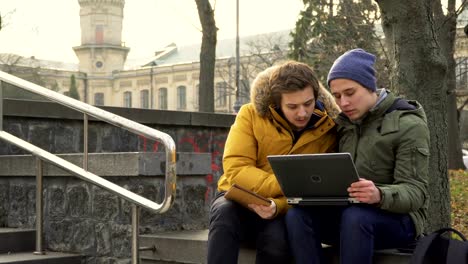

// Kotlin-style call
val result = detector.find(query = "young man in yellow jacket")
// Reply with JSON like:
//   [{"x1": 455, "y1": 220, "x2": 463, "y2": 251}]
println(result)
[{"x1": 207, "y1": 61, "x2": 339, "y2": 264}]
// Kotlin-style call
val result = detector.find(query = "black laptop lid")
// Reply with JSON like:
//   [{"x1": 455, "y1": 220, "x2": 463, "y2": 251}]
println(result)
[{"x1": 267, "y1": 153, "x2": 360, "y2": 198}]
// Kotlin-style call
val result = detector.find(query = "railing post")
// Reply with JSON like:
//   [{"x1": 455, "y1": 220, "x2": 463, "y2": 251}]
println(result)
[
  {"x1": 83, "y1": 113, "x2": 88, "y2": 170},
  {"x1": 131, "y1": 204, "x2": 140, "y2": 264},
  {"x1": 33, "y1": 157, "x2": 45, "y2": 255},
  {"x1": 0, "y1": 80, "x2": 3, "y2": 130}
]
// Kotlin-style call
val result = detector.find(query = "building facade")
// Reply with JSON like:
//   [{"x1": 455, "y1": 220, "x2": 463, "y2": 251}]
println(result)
[{"x1": 1, "y1": 0, "x2": 289, "y2": 113}]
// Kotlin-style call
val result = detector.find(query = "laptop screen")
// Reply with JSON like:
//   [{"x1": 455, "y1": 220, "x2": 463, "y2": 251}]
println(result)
[{"x1": 267, "y1": 153, "x2": 360, "y2": 199}]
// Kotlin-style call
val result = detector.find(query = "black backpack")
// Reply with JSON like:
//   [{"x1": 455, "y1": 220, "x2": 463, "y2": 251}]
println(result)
[{"x1": 410, "y1": 227, "x2": 468, "y2": 264}]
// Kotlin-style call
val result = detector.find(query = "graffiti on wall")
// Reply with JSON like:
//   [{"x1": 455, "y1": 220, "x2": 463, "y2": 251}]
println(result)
[{"x1": 138, "y1": 128, "x2": 228, "y2": 204}]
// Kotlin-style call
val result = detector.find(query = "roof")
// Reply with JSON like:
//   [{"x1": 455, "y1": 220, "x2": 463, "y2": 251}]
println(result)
[
  {"x1": 1, "y1": 30, "x2": 292, "y2": 72},
  {"x1": 0, "y1": 53, "x2": 78, "y2": 71},
  {"x1": 125, "y1": 29, "x2": 291, "y2": 69}
]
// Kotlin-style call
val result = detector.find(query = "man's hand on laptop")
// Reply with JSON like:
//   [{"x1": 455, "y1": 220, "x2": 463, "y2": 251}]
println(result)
[
  {"x1": 347, "y1": 178, "x2": 382, "y2": 204},
  {"x1": 249, "y1": 200, "x2": 276, "y2": 219}
]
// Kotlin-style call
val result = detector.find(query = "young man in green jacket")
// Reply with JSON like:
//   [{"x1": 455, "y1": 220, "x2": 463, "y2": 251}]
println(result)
[{"x1": 285, "y1": 49, "x2": 430, "y2": 264}]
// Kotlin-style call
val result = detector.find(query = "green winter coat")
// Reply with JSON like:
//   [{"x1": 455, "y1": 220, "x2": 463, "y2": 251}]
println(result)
[{"x1": 335, "y1": 90, "x2": 430, "y2": 237}]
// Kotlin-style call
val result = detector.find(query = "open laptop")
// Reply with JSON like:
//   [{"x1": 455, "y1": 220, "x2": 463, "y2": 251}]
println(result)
[{"x1": 267, "y1": 153, "x2": 360, "y2": 206}]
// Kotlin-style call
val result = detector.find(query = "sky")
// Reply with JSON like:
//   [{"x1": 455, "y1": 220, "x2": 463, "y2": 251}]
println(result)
[{"x1": 0, "y1": 0, "x2": 304, "y2": 63}]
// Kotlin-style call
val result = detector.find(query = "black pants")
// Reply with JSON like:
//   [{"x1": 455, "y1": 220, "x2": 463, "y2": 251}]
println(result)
[{"x1": 207, "y1": 192, "x2": 291, "y2": 264}]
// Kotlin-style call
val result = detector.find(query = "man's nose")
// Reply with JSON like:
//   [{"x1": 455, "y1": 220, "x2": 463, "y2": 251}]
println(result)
[
  {"x1": 297, "y1": 106, "x2": 307, "y2": 117},
  {"x1": 340, "y1": 97, "x2": 350, "y2": 107}
]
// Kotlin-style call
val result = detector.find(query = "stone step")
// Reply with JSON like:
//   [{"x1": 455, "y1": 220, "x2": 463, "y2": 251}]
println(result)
[
  {"x1": 139, "y1": 229, "x2": 412, "y2": 264},
  {"x1": 0, "y1": 228, "x2": 82, "y2": 264},
  {"x1": 0, "y1": 251, "x2": 82, "y2": 264},
  {"x1": 0, "y1": 228, "x2": 35, "y2": 254},
  {"x1": 140, "y1": 229, "x2": 255, "y2": 264}
]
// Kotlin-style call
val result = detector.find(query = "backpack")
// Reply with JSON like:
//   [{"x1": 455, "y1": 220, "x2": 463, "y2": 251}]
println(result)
[{"x1": 409, "y1": 227, "x2": 468, "y2": 264}]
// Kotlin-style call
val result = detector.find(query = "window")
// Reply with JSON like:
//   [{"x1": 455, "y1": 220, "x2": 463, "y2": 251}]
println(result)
[
  {"x1": 94, "y1": 93, "x2": 104, "y2": 106},
  {"x1": 216, "y1": 82, "x2": 227, "y2": 107},
  {"x1": 140, "y1": 89, "x2": 149, "y2": 109},
  {"x1": 177, "y1": 86, "x2": 186, "y2": 110},
  {"x1": 194, "y1": 84, "x2": 199, "y2": 110},
  {"x1": 159, "y1": 88, "x2": 168, "y2": 110},
  {"x1": 456, "y1": 57, "x2": 468, "y2": 89},
  {"x1": 95, "y1": 25, "x2": 104, "y2": 44},
  {"x1": 240, "y1": 79, "x2": 250, "y2": 104},
  {"x1": 123, "y1": 91, "x2": 132, "y2": 108}
]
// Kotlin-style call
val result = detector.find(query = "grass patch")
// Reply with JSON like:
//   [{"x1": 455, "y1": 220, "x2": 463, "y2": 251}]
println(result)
[{"x1": 450, "y1": 170, "x2": 468, "y2": 236}]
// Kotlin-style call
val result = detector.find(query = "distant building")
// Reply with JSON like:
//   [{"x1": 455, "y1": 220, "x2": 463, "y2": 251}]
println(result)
[{"x1": 0, "y1": 0, "x2": 289, "y2": 113}]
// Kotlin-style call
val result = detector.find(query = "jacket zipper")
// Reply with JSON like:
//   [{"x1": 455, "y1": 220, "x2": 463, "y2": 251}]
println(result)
[{"x1": 353, "y1": 124, "x2": 361, "y2": 161}]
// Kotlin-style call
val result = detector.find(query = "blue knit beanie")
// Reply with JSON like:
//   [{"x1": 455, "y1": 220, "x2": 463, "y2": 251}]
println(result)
[{"x1": 327, "y1": 48, "x2": 377, "y2": 92}]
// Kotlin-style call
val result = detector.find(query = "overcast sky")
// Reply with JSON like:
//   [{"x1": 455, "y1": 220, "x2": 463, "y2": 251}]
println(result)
[{"x1": 0, "y1": 0, "x2": 304, "y2": 63}]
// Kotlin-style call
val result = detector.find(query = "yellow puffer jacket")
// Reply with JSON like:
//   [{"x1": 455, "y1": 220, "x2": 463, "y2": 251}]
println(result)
[{"x1": 218, "y1": 103, "x2": 337, "y2": 217}]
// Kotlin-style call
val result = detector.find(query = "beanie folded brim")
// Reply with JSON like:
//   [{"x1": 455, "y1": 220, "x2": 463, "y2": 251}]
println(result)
[{"x1": 327, "y1": 71, "x2": 376, "y2": 92}]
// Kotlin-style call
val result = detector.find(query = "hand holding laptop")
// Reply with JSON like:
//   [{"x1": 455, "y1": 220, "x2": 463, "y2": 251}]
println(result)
[{"x1": 348, "y1": 178, "x2": 382, "y2": 204}]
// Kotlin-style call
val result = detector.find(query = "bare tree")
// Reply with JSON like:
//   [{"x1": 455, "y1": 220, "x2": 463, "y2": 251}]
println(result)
[
  {"x1": 195, "y1": 0, "x2": 217, "y2": 112},
  {"x1": 214, "y1": 33, "x2": 290, "y2": 109},
  {"x1": 438, "y1": 0, "x2": 468, "y2": 170},
  {"x1": 243, "y1": 33, "x2": 290, "y2": 72},
  {"x1": 0, "y1": 54, "x2": 46, "y2": 100},
  {"x1": 377, "y1": 0, "x2": 450, "y2": 231},
  {"x1": 0, "y1": 54, "x2": 22, "y2": 73},
  {"x1": 0, "y1": 8, "x2": 16, "y2": 32}
]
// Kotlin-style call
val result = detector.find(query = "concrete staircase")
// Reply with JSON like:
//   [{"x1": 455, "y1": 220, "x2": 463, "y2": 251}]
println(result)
[
  {"x1": 0, "y1": 228, "x2": 82, "y2": 264},
  {"x1": 139, "y1": 229, "x2": 413, "y2": 264},
  {"x1": 0, "y1": 227, "x2": 413, "y2": 264}
]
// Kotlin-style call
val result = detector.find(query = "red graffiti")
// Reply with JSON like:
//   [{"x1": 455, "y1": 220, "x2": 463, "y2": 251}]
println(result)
[{"x1": 140, "y1": 130, "x2": 228, "y2": 203}]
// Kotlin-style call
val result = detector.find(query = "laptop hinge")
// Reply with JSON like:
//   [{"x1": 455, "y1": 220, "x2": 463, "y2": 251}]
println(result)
[{"x1": 287, "y1": 198, "x2": 303, "y2": 204}]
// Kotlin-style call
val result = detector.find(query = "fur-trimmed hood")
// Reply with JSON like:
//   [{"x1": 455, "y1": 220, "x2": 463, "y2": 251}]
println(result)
[{"x1": 250, "y1": 65, "x2": 341, "y2": 119}]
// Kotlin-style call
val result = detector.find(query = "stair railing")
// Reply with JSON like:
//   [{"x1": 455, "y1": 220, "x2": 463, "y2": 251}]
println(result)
[{"x1": 0, "y1": 71, "x2": 177, "y2": 264}]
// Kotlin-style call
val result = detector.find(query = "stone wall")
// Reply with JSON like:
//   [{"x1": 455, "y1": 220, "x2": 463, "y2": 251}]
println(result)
[
  {"x1": 0, "y1": 99, "x2": 235, "y2": 263},
  {"x1": 1, "y1": 175, "x2": 207, "y2": 263},
  {"x1": 1, "y1": 98, "x2": 235, "y2": 203}
]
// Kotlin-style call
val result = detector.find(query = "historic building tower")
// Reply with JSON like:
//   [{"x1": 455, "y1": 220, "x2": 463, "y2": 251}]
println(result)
[{"x1": 73, "y1": 0, "x2": 129, "y2": 75}]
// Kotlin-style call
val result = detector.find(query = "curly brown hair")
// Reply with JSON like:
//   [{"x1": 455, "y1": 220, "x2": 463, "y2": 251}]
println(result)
[
  {"x1": 269, "y1": 61, "x2": 320, "y2": 109},
  {"x1": 250, "y1": 61, "x2": 340, "y2": 118}
]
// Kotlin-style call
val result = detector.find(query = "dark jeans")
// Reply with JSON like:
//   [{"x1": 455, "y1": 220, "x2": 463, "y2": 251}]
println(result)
[
  {"x1": 285, "y1": 205, "x2": 415, "y2": 264},
  {"x1": 207, "y1": 192, "x2": 291, "y2": 264}
]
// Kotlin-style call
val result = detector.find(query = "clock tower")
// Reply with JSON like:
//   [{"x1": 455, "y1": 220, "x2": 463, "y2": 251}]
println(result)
[{"x1": 73, "y1": 0, "x2": 130, "y2": 75}]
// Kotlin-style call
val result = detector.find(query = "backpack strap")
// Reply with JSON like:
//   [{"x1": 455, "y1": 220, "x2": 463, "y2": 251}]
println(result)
[{"x1": 442, "y1": 227, "x2": 467, "y2": 241}]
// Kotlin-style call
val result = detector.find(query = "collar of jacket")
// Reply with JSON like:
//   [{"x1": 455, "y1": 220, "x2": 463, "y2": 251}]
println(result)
[{"x1": 269, "y1": 100, "x2": 330, "y2": 133}]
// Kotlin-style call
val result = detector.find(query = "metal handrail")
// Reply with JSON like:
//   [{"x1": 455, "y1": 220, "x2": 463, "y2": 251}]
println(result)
[
  {"x1": 0, "y1": 131, "x2": 174, "y2": 209},
  {"x1": 0, "y1": 71, "x2": 177, "y2": 263}
]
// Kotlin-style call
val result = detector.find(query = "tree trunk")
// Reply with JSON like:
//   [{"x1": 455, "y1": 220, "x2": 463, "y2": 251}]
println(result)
[
  {"x1": 448, "y1": 95, "x2": 465, "y2": 169},
  {"x1": 377, "y1": 0, "x2": 450, "y2": 231},
  {"x1": 195, "y1": 0, "x2": 217, "y2": 113},
  {"x1": 436, "y1": 0, "x2": 466, "y2": 170}
]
